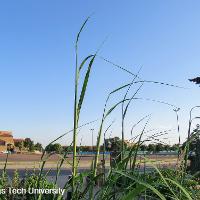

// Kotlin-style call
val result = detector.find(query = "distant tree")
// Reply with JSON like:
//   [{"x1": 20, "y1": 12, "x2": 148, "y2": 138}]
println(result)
[
  {"x1": 146, "y1": 143, "x2": 178, "y2": 152},
  {"x1": 46, "y1": 144, "x2": 54, "y2": 153},
  {"x1": 147, "y1": 144, "x2": 155, "y2": 152},
  {"x1": 46, "y1": 143, "x2": 63, "y2": 154},
  {"x1": 15, "y1": 141, "x2": 23, "y2": 152},
  {"x1": 64, "y1": 146, "x2": 73, "y2": 152},
  {"x1": 29, "y1": 141, "x2": 35, "y2": 152},
  {"x1": 140, "y1": 144, "x2": 147, "y2": 151},
  {"x1": 24, "y1": 138, "x2": 32, "y2": 148},
  {"x1": 53, "y1": 143, "x2": 63, "y2": 154},
  {"x1": 163, "y1": 144, "x2": 171, "y2": 151},
  {"x1": 104, "y1": 137, "x2": 122, "y2": 151},
  {"x1": 34, "y1": 143, "x2": 43, "y2": 152},
  {"x1": 170, "y1": 144, "x2": 179, "y2": 151},
  {"x1": 24, "y1": 138, "x2": 34, "y2": 152},
  {"x1": 155, "y1": 143, "x2": 164, "y2": 152}
]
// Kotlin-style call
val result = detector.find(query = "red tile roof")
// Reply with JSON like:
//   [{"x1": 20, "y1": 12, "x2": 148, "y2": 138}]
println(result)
[
  {"x1": 13, "y1": 138, "x2": 24, "y2": 143},
  {"x1": 0, "y1": 131, "x2": 12, "y2": 137}
]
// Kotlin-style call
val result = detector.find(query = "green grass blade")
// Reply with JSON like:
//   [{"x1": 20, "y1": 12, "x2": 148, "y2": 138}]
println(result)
[
  {"x1": 122, "y1": 184, "x2": 146, "y2": 200},
  {"x1": 75, "y1": 16, "x2": 90, "y2": 49},
  {"x1": 109, "y1": 83, "x2": 133, "y2": 95},
  {"x1": 78, "y1": 55, "x2": 94, "y2": 72},
  {"x1": 114, "y1": 170, "x2": 167, "y2": 200},
  {"x1": 77, "y1": 55, "x2": 95, "y2": 118},
  {"x1": 132, "y1": 117, "x2": 151, "y2": 170},
  {"x1": 123, "y1": 84, "x2": 143, "y2": 119},
  {"x1": 165, "y1": 178, "x2": 193, "y2": 200},
  {"x1": 130, "y1": 114, "x2": 151, "y2": 136},
  {"x1": 104, "y1": 98, "x2": 131, "y2": 119}
]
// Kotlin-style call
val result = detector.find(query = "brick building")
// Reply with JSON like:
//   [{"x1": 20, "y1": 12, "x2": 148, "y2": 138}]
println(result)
[{"x1": 0, "y1": 131, "x2": 15, "y2": 152}]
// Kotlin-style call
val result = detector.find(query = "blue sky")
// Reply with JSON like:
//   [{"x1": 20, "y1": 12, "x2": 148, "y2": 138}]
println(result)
[{"x1": 0, "y1": 1, "x2": 200, "y2": 146}]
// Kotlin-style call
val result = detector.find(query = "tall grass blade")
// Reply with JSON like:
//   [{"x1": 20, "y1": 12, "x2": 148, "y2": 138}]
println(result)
[
  {"x1": 165, "y1": 178, "x2": 193, "y2": 200},
  {"x1": 77, "y1": 55, "x2": 96, "y2": 119},
  {"x1": 114, "y1": 170, "x2": 167, "y2": 200},
  {"x1": 79, "y1": 55, "x2": 94, "y2": 72},
  {"x1": 132, "y1": 116, "x2": 151, "y2": 170}
]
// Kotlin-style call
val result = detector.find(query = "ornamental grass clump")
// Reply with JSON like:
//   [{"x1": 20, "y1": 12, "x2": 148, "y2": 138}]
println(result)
[{"x1": 1, "y1": 17, "x2": 200, "y2": 200}]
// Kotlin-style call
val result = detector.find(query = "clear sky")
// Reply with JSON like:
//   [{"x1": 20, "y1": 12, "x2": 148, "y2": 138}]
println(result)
[{"x1": 0, "y1": 1, "x2": 200, "y2": 146}]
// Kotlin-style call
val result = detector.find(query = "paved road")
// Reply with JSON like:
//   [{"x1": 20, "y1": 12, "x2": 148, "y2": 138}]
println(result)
[
  {"x1": 0, "y1": 153, "x2": 177, "y2": 162},
  {"x1": 0, "y1": 153, "x2": 102, "y2": 161}
]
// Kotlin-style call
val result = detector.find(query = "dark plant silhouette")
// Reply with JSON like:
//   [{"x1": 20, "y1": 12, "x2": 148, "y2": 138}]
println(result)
[
  {"x1": 189, "y1": 77, "x2": 200, "y2": 85},
  {"x1": 185, "y1": 125, "x2": 200, "y2": 174}
]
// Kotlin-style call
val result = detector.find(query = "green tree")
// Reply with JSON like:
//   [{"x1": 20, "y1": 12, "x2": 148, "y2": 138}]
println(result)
[
  {"x1": 34, "y1": 143, "x2": 43, "y2": 152},
  {"x1": 147, "y1": 144, "x2": 155, "y2": 152},
  {"x1": 170, "y1": 144, "x2": 179, "y2": 151},
  {"x1": 46, "y1": 144, "x2": 54, "y2": 153},
  {"x1": 53, "y1": 143, "x2": 63, "y2": 154},
  {"x1": 46, "y1": 143, "x2": 63, "y2": 154},
  {"x1": 62, "y1": 146, "x2": 73, "y2": 153},
  {"x1": 163, "y1": 144, "x2": 170, "y2": 151},
  {"x1": 104, "y1": 137, "x2": 122, "y2": 151},
  {"x1": 155, "y1": 143, "x2": 164, "y2": 152},
  {"x1": 15, "y1": 141, "x2": 23, "y2": 152},
  {"x1": 24, "y1": 138, "x2": 35, "y2": 152},
  {"x1": 24, "y1": 138, "x2": 31, "y2": 148},
  {"x1": 29, "y1": 141, "x2": 35, "y2": 152},
  {"x1": 140, "y1": 144, "x2": 147, "y2": 151}
]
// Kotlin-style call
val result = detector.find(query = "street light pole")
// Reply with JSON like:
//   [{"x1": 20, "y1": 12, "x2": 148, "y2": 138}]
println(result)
[
  {"x1": 90, "y1": 129, "x2": 94, "y2": 152},
  {"x1": 173, "y1": 108, "x2": 180, "y2": 165}
]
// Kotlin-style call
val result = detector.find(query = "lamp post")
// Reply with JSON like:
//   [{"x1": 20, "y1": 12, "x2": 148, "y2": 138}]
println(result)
[
  {"x1": 173, "y1": 108, "x2": 180, "y2": 140},
  {"x1": 90, "y1": 129, "x2": 94, "y2": 152},
  {"x1": 173, "y1": 108, "x2": 180, "y2": 165}
]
